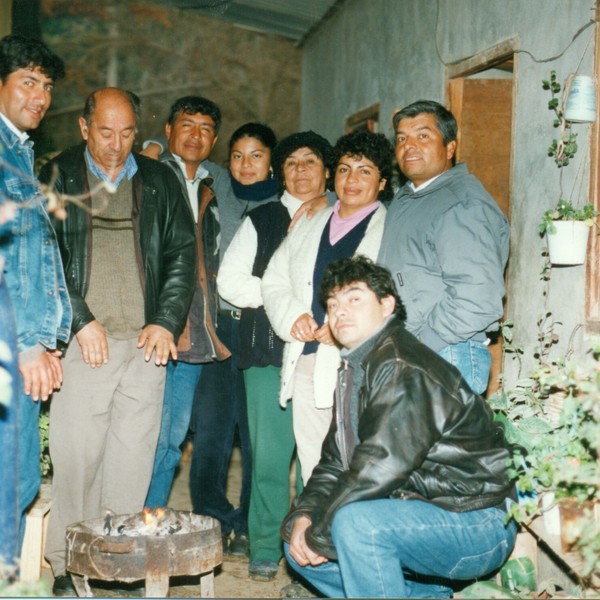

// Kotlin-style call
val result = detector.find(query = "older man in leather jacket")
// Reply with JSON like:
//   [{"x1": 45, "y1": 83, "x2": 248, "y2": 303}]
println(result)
[
  {"x1": 39, "y1": 87, "x2": 196, "y2": 595},
  {"x1": 282, "y1": 256, "x2": 517, "y2": 599}
]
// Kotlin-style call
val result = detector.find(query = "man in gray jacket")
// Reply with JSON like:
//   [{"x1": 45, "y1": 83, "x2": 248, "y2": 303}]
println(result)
[{"x1": 378, "y1": 100, "x2": 509, "y2": 394}]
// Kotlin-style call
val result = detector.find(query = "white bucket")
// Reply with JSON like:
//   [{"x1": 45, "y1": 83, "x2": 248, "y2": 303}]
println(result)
[
  {"x1": 564, "y1": 75, "x2": 597, "y2": 123},
  {"x1": 546, "y1": 220, "x2": 590, "y2": 266}
]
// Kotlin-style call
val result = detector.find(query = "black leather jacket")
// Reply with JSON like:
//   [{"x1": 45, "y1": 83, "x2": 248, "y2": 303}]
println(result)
[
  {"x1": 40, "y1": 143, "x2": 197, "y2": 340},
  {"x1": 282, "y1": 316, "x2": 515, "y2": 559}
]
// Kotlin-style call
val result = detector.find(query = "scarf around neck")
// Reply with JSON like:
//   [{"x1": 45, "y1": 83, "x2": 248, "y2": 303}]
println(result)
[{"x1": 230, "y1": 173, "x2": 279, "y2": 201}]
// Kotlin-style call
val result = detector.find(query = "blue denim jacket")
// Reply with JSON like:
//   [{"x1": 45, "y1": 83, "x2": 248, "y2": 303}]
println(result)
[{"x1": 0, "y1": 118, "x2": 72, "y2": 354}]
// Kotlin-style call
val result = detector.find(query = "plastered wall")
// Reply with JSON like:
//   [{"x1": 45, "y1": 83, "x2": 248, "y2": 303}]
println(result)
[{"x1": 300, "y1": 0, "x2": 597, "y2": 383}]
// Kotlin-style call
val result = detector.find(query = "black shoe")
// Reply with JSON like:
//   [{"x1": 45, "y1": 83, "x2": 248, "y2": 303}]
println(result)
[
  {"x1": 228, "y1": 531, "x2": 249, "y2": 557},
  {"x1": 52, "y1": 574, "x2": 76, "y2": 598},
  {"x1": 249, "y1": 560, "x2": 278, "y2": 581}
]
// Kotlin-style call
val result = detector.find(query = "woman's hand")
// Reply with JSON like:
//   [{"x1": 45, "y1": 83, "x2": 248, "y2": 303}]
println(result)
[
  {"x1": 291, "y1": 313, "x2": 318, "y2": 342},
  {"x1": 314, "y1": 322, "x2": 335, "y2": 346},
  {"x1": 288, "y1": 193, "x2": 328, "y2": 231}
]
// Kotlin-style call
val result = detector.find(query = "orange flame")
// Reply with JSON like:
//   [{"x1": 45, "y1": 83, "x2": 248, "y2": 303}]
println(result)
[{"x1": 142, "y1": 507, "x2": 156, "y2": 527}]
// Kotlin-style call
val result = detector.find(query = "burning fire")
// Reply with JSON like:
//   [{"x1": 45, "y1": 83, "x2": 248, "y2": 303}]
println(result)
[
  {"x1": 108, "y1": 507, "x2": 187, "y2": 537},
  {"x1": 142, "y1": 507, "x2": 165, "y2": 527}
]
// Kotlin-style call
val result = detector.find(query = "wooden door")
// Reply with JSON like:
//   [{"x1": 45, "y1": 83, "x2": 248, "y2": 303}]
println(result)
[{"x1": 448, "y1": 77, "x2": 513, "y2": 396}]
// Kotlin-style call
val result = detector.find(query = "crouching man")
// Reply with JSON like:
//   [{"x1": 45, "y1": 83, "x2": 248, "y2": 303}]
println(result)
[{"x1": 282, "y1": 255, "x2": 517, "y2": 599}]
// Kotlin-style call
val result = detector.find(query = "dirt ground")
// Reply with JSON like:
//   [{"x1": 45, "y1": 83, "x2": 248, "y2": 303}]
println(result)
[{"x1": 40, "y1": 446, "x2": 308, "y2": 598}]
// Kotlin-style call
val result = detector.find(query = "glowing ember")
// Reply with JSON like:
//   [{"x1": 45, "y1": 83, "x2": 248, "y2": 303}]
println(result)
[
  {"x1": 143, "y1": 507, "x2": 157, "y2": 527},
  {"x1": 100, "y1": 508, "x2": 191, "y2": 537}
]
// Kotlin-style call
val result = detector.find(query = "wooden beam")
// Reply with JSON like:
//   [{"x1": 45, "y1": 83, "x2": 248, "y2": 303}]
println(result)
[{"x1": 585, "y1": 0, "x2": 600, "y2": 323}]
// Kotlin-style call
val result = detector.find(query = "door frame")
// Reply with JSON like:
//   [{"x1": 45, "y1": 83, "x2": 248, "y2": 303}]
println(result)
[{"x1": 445, "y1": 38, "x2": 518, "y2": 395}]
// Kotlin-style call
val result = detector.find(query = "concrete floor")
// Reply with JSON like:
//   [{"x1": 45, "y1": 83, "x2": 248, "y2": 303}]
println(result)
[{"x1": 40, "y1": 446, "x2": 303, "y2": 598}]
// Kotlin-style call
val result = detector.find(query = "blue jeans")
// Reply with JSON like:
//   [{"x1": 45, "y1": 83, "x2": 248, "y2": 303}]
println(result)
[
  {"x1": 437, "y1": 339, "x2": 491, "y2": 395},
  {"x1": 285, "y1": 499, "x2": 516, "y2": 598},
  {"x1": 18, "y1": 371, "x2": 41, "y2": 548},
  {"x1": 189, "y1": 312, "x2": 251, "y2": 535},
  {"x1": 0, "y1": 279, "x2": 19, "y2": 569},
  {"x1": 145, "y1": 360, "x2": 202, "y2": 508}
]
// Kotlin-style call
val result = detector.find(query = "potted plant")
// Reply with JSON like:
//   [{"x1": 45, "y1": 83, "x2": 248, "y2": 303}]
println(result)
[
  {"x1": 539, "y1": 199, "x2": 597, "y2": 266},
  {"x1": 489, "y1": 345, "x2": 600, "y2": 581},
  {"x1": 539, "y1": 71, "x2": 598, "y2": 265}
]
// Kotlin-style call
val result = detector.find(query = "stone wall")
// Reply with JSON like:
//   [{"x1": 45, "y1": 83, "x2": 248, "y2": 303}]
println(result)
[{"x1": 38, "y1": 0, "x2": 301, "y2": 165}]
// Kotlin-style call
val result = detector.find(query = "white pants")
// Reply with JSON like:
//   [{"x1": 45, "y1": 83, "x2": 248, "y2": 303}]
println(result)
[{"x1": 292, "y1": 353, "x2": 333, "y2": 485}]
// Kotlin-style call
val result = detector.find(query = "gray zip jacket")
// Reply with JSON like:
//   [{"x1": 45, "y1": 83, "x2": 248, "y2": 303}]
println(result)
[{"x1": 378, "y1": 163, "x2": 509, "y2": 351}]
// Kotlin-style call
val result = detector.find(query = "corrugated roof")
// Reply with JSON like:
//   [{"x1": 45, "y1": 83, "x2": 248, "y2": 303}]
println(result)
[{"x1": 158, "y1": 0, "x2": 340, "y2": 45}]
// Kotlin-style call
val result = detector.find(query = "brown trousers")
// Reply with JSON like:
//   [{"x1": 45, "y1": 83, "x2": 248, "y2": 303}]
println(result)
[{"x1": 45, "y1": 336, "x2": 166, "y2": 576}]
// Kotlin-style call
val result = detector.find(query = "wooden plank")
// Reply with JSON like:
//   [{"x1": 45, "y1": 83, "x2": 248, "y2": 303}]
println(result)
[
  {"x1": 200, "y1": 571, "x2": 215, "y2": 598},
  {"x1": 586, "y1": 0, "x2": 600, "y2": 324},
  {"x1": 446, "y1": 37, "x2": 519, "y2": 79},
  {"x1": 20, "y1": 484, "x2": 52, "y2": 583},
  {"x1": 144, "y1": 538, "x2": 170, "y2": 598}
]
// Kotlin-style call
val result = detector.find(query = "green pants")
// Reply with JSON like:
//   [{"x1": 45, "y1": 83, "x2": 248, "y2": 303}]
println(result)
[{"x1": 245, "y1": 365, "x2": 296, "y2": 563}]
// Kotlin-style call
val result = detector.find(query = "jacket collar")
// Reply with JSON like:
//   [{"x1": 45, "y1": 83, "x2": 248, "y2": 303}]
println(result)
[
  {"x1": 399, "y1": 162, "x2": 468, "y2": 199},
  {"x1": 0, "y1": 114, "x2": 30, "y2": 148},
  {"x1": 341, "y1": 315, "x2": 398, "y2": 368},
  {"x1": 159, "y1": 150, "x2": 214, "y2": 187}
]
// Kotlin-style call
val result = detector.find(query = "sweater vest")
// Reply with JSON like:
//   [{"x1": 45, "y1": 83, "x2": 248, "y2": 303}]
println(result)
[{"x1": 303, "y1": 212, "x2": 373, "y2": 355}]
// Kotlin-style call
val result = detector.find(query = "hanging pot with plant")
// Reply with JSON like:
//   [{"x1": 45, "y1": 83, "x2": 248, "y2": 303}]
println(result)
[
  {"x1": 539, "y1": 71, "x2": 598, "y2": 266},
  {"x1": 539, "y1": 200, "x2": 597, "y2": 265}
]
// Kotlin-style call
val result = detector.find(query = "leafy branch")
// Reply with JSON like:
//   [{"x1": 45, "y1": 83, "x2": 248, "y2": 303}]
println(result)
[{"x1": 542, "y1": 70, "x2": 578, "y2": 168}]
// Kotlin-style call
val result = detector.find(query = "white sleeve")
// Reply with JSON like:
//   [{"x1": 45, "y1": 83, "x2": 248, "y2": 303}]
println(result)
[
  {"x1": 217, "y1": 217, "x2": 262, "y2": 308},
  {"x1": 261, "y1": 226, "x2": 312, "y2": 342}
]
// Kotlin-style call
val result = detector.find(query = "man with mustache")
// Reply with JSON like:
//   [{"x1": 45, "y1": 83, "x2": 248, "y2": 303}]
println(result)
[
  {"x1": 295, "y1": 100, "x2": 509, "y2": 395},
  {"x1": 38, "y1": 87, "x2": 196, "y2": 596},
  {"x1": 378, "y1": 100, "x2": 509, "y2": 395}
]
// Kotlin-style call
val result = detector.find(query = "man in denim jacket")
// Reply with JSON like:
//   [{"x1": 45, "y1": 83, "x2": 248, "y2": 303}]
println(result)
[{"x1": 0, "y1": 34, "x2": 72, "y2": 569}]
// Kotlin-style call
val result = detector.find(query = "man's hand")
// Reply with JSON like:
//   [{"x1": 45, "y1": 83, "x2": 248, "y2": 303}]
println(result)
[
  {"x1": 47, "y1": 349, "x2": 64, "y2": 387},
  {"x1": 314, "y1": 322, "x2": 335, "y2": 346},
  {"x1": 291, "y1": 313, "x2": 318, "y2": 343},
  {"x1": 76, "y1": 320, "x2": 109, "y2": 368},
  {"x1": 19, "y1": 352, "x2": 62, "y2": 402},
  {"x1": 288, "y1": 193, "x2": 328, "y2": 231},
  {"x1": 137, "y1": 324, "x2": 176, "y2": 365},
  {"x1": 139, "y1": 142, "x2": 162, "y2": 160},
  {"x1": 289, "y1": 515, "x2": 328, "y2": 567}
]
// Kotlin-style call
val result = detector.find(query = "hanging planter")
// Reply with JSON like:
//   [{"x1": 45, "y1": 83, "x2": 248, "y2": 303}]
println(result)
[
  {"x1": 546, "y1": 220, "x2": 590, "y2": 265},
  {"x1": 539, "y1": 200, "x2": 597, "y2": 266},
  {"x1": 539, "y1": 72, "x2": 598, "y2": 267}
]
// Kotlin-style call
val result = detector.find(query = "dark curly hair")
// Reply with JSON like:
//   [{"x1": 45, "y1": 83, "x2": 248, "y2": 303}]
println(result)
[
  {"x1": 0, "y1": 34, "x2": 65, "y2": 83},
  {"x1": 271, "y1": 130, "x2": 334, "y2": 196},
  {"x1": 319, "y1": 255, "x2": 407, "y2": 321},
  {"x1": 331, "y1": 130, "x2": 394, "y2": 201}
]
